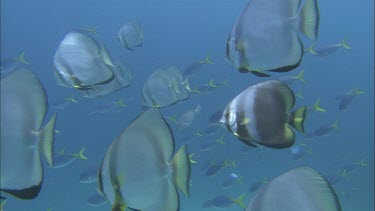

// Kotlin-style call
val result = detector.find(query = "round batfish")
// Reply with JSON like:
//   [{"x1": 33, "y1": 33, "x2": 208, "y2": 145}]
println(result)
[
  {"x1": 97, "y1": 108, "x2": 191, "y2": 211},
  {"x1": 226, "y1": 0, "x2": 319, "y2": 76},
  {"x1": 53, "y1": 31, "x2": 114, "y2": 90},
  {"x1": 142, "y1": 66, "x2": 190, "y2": 108},
  {"x1": 220, "y1": 80, "x2": 306, "y2": 149},
  {"x1": 245, "y1": 167, "x2": 342, "y2": 211},
  {"x1": 1, "y1": 69, "x2": 56, "y2": 199},
  {"x1": 177, "y1": 104, "x2": 201, "y2": 129},
  {"x1": 118, "y1": 21, "x2": 144, "y2": 50}
]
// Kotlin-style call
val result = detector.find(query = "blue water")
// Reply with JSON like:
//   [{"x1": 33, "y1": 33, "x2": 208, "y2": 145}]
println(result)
[{"x1": 1, "y1": 0, "x2": 374, "y2": 210}]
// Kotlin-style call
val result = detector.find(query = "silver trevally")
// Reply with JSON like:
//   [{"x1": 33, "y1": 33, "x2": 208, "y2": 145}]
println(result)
[
  {"x1": 226, "y1": 0, "x2": 320, "y2": 76},
  {"x1": 1, "y1": 68, "x2": 56, "y2": 199},
  {"x1": 118, "y1": 21, "x2": 144, "y2": 50},
  {"x1": 221, "y1": 80, "x2": 306, "y2": 149},
  {"x1": 52, "y1": 147, "x2": 88, "y2": 169},
  {"x1": 245, "y1": 166, "x2": 342, "y2": 211},
  {"x1": 97, "y1": 108, "x2": 191, "y2": 211},
  {"x1": 53, "y1": 31, "x2": 115, "y2": 92},
  {"x1": 142, "y1": 66, "x2": 191, "y2": 108},
  {"x1": 305, "y1": 39, "x2": 350, "y2": 57}
]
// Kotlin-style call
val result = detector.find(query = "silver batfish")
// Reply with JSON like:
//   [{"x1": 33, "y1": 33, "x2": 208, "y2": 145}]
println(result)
[
  {"x1": 221, "y1": 80, "x2": 306, "y2": 149},
  {"x1": 1, "y1": 69, "x2": 56, "y2": 199},
  {"x1": 97, "y1": 108, "x2": 190, "y2": 211}
]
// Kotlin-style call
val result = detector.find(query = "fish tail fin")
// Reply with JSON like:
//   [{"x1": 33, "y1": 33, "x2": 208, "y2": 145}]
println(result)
[
  {"x1": 313, "y1": 98, "x2": 326, "y2": 112},
  {"x1": 14, "y1": 51, "x2": 29, "y2": 64},
  {"x1": 295, "y1": 69, "x2": 306, "y2": 83},
  {"x1": 204, "y1": 54, "x2": 214, "y2": 64},
  {"x1": 190, "y1": 87, "x2": 201, "y2": 94},
  {"x1": 111, "y1": 203, "x2": 127, "y2": 211},
  {"x1": 171, "y1": 145, "x2": 191, "y2": 197},
  {"x1": 289, "y1": 106, "x2": 307, "y2": 133},
  {"x1": 232, "y1": 193, "x2": 246, "y2": 209},
  {"x1": 38, "y1": 113, "x2": 57, "y2": 167},
  {"x1": 72, "y1": 147, "x2": 88, "y2": 160},
  {"x1": 208, "y1": 79, "x2": 218, "y2": 88},
  {"x1": 331, "y1": 120, "x2": 339, "y2": 130},
  {"x1": 183, "y1": 77, "x2": 192, "y2": 92},
  {"x1": 189, "y1": 153, "x2": 197, "y2": 164},
  {"x1": 167, "y1": 114, "x2": 178, "y2": 124},
  {"x1": 198, "y1": 54, "x2": 214, "y2": 64},
  {"x1": 299, "y1": 0, "x2": 320, "y2": 40},
  {"x1": 340, "y1": 39, "x2": 351, "y2": 49},
  {"x1": 305, "y1": 44, "x2": 317, "y2": 55},
  {"x1": 295, "y1": 92, "x2": 304, "y2": 99}
]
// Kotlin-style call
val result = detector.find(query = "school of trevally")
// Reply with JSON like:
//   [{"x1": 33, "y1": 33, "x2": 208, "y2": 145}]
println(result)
[{"x1": 0, "y1": 0, "x2": 374, "y2": 210}]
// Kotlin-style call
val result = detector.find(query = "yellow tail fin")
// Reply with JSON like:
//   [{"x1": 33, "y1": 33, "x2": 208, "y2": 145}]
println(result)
[
  {"x1": 313, "y1": 98, "x2": 326, "y2": 112},
  {"x1": 14, "y1": 51, "x2": 29, "y2": 64},
  {"x1": 72, "y1": 147, "x2": 88, "y2": 160},
  {"x1": 171, "y1": 145, "x2": 191, "y2": 197},
  {"x1": 339, "y1": 39, "x2": 351, "y2": 49},
  {"x1": 232, "y1": 193, "x2": 246, "y2": 209}
]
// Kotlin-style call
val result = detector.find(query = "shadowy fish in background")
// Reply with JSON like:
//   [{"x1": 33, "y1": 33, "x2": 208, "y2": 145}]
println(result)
[
  {"x1": 203, "y1": 194, "x2": 246, "y2": 209},
  {"x1": 304, "y1": 121, "x2": 339, "y2": 139},
  {"x1": 248, "y1": 179, "x2": 268, "y2": 193},
  {"x1": 202, "y1": 160, "x2": 237, "y2": 176},
  {"x1": 305, "y1": 39, "x2": 351, "y2": 57},
  {"x1": 79, "y1": 167, "x2": 98, "y2": 184},
  {"x1": 52, "y1": 148, "x2": 88, "y2": 169},
  {"x1": 177, "y1": 104, "x2": 202, "y2": 129},
  {"x1": 183, "y1": 54, "x2": 214, "y2": 77},
  {"x1": 1, "y1": 69, "x2": 56, "y2": 199},
  {"x1": 97, "y1": 108, "x2": 190, "y2": 211},
  {"x1": 142, "y1": 66, "x2": 191, "y2": 108},
  {"x1": 209, "y1": 109, "x2": 224, "y2": 123},
  {"x1": 86, "y1": 193, "x2": 106, "y2": 207},
  {"x1": 118, "y1": 21, "x2": 144, "y2": 50},
  {"x1": 290, "y1": 144, "x2": 312, "y2": 160},
  {"x1": 335, "y1": 88, "x2": 364, "y2": 110},
  {"x1": 226, "y1": 0, "x2": 320, "y2": 76},
  {"x1": 1, "y1": 52, "x2": 28, "y2": 76},
  {"x1": 278, "y1": 69, "x2": 306, "y2": 85},
  {"x1": 245, "y1": 167, "x2": 342, "y2": 211},
  {"x1": 221, "y1": 80, "x2": 306, "y2": 149},
  {"x1": 221, "y1": 173, "x2": 243, "y2": 188}
]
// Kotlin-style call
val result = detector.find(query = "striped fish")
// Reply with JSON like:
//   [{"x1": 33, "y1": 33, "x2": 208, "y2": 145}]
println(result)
[{"x1": 220, "y1": 80, "x2": 306, "y2": 149}]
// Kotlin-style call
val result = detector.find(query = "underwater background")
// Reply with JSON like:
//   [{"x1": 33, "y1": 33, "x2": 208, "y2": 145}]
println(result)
[{"x1": 1, "y1": 0, "x2": 374, "y2": 210}]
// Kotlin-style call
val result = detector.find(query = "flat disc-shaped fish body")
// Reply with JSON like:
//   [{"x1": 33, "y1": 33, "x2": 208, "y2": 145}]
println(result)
[
  {"x1": 142, "y1": 66, "x2": 190, "y2": 107},
  {"x1": 227, "y1": 0, "x2": 319, "y2": 74},
  {"x1": 118, "y1": 21, "x2": 144, "y2": 50},
  {"x1": 245, "y1": 167, "x2": 342, "y2": 211},
  {"x1": 97, "y1": 108, "x2": 190, "y2": 211},
  {"x1": 54, "y1": 31, "x2": 114, "y2": 89},
  {"x1": 86, "y1": 193, "x2": 106, "y2": 207},
  {"x1": 221, "y1": 80, "x2": 305, "y2": 149},
  {"x1": 1, "y1": 69, "x2": 56, "y2": 199}
]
